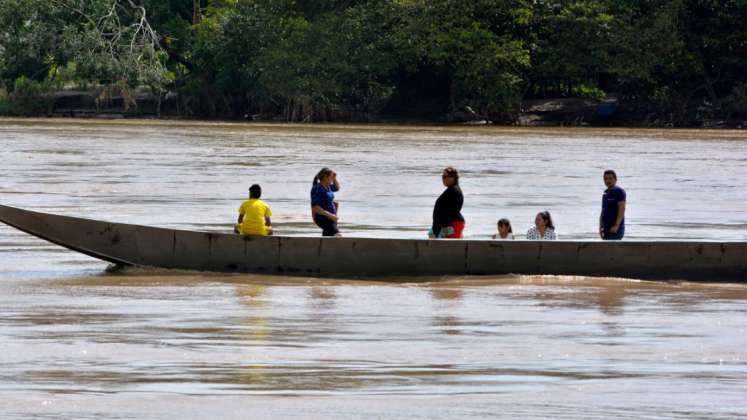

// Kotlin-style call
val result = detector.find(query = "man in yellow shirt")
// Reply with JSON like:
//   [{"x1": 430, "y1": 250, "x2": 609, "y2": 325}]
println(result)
[{"x1": 235, "y1": 184, "x2": 273, "y2": 236}]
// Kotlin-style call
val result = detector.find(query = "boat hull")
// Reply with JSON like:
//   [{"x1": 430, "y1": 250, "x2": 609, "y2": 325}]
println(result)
[{"x1": 1, "y1": 205, "x2": 745, "y2": 280}]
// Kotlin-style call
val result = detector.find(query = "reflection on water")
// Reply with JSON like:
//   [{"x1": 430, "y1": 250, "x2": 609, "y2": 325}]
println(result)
[
  {"x1": 1, "y1": 120, "x2": 747, "y2": 418},
  {"x1": 4, "y1": 275, "x2": 747, "y2": 418},
  {"x1": 430, "y1": 286, "x2": 464, "y2": 336}
]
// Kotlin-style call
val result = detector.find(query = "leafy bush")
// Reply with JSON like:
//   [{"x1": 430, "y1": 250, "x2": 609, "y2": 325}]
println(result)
[
  {"x1": 724, "y1": 83, "x2": 747, "y2": 118},
  {"x1": 0, "y1": 76, "x2": 61, "y2": 115}
]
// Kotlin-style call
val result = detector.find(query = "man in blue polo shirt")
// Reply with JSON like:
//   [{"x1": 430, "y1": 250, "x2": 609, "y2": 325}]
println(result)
[{"x1": 599, "y1": 169, "x2": 626, "y2": 240}]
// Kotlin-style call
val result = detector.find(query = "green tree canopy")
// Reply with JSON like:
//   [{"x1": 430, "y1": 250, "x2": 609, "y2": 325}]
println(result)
[{"x1": 1, "y1": 0, "x2": 745, "y2": 124}]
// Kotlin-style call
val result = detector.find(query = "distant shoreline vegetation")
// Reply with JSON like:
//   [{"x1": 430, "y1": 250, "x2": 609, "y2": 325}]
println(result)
[{"x1": 0, "y1": 0, "x2": 745, "y2": 127}]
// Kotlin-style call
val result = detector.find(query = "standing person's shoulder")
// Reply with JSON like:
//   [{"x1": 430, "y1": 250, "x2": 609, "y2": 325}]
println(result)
[
  {"x1": 311, "y1": 183, "x2": 326, "y2": 205},
  {"x1": 613, "y1": 185, "x2": 626, "y2": 200}
]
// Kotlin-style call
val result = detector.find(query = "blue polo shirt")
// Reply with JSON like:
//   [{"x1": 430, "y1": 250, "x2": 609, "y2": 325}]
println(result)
[
  {"x1": 601, "y1": 185, "x2": 626, "y2": 230},
  {"x1": 311, "y1": 183, "x2": 338, "y2": 215}
]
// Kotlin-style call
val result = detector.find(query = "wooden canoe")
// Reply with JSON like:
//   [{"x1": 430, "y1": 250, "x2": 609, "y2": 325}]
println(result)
[{"x1": 0, "y1": 204, "x2": 745, "y2": 281}]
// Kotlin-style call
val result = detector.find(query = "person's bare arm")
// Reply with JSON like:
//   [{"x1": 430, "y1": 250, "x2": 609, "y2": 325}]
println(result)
[
  {"x1": 312, "y1": 205, "x2": 338, "y2": 222},
  {"x1": 599, "y1": 211, "x2": 604, "y2": 238},
  {"x1": 610, "y1": 201, "x2": 626, "y2": 233},
  {"x1": 235, "y1": 213, "x2": 244, "y2": 234},
  {"x1": 265, "y1": 217, "x2": 272, "y2": 227}
]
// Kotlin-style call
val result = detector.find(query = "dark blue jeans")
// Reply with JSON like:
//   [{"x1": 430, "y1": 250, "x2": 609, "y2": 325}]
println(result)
[
  {"x1": 314, "y1": 215, "x2": 339, "y2": 237},
  {"x1": 603, "y1": 225, "x2": 625, "y2": 240}
]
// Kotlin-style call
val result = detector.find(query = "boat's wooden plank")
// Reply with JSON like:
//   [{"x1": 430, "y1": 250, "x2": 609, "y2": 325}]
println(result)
[{"x1": 1, "y1": 204, "x2": 746, "y2": 280}]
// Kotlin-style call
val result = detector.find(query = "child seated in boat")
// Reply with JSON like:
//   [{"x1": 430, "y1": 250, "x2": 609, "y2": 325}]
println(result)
[
  {"x1": 492, "y1": 218, "x2": 514, "y2": 240},
  {"x1": 235, "y1": 184, "x2": 273, "y2": 236}
]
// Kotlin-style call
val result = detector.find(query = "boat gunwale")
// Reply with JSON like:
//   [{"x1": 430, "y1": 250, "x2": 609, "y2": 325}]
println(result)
[{"x1": 1, "y1": 204, "x2": 745, "y2": 281}]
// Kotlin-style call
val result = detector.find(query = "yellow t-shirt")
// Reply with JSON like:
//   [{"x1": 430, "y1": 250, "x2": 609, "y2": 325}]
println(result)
[{"x1": 238, "y1": 199, "x2": 272, "y2": 236}]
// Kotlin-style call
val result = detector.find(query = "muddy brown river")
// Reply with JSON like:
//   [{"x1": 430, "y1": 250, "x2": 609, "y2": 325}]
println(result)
[{"x1": 1, "y1": 119, "x2": 746, "y2": 419}]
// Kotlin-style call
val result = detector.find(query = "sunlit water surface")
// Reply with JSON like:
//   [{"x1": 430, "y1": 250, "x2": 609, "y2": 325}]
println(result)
[{"x1": 1, "y1": 119, "x2": 746, "y2": 419}]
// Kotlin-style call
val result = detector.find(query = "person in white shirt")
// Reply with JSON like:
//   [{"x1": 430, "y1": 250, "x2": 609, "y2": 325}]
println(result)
[
  {"x1": 526, "y1": 211, "x2": 557, "y2": 240},
  {"x1": 492, "y1": 218, "x2": 514, "y2": 240}
]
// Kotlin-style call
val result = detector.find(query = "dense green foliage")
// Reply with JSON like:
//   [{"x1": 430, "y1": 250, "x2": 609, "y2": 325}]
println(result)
[{"x1": 0, "y1": 0, "x2": 745, "y2": 124}]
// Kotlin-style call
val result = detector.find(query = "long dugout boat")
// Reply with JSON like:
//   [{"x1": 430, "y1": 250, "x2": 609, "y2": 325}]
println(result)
[{"x1": 0, "y1": 205, "x2": 745, "y2": 281}]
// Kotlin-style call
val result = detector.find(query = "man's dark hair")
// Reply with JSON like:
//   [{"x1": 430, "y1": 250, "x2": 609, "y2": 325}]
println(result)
[
  {"x1": 603, "y1": 169, "x2": 617, "y2": 179},
  {"x1": 249, "y1": 184, "x2": 262, "y2": 198}
]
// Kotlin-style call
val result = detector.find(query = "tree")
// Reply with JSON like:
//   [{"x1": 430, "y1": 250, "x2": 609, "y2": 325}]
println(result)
[
  {"x1": 528, "y1": 0, "x2": 614, "y2": 98},
  {"x1": 608, "y1": 0, "x2": 747, "y2": 124},
  {"x1": 389, "y1": 0, "x2": 530, "y2": 121},
  {"x1": 0, "y1": 0, "x2": 169, "y2": 100}
]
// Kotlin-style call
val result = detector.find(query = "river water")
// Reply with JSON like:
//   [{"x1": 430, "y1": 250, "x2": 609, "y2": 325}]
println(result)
[{"x1": 1, "y1": 119, "x2": 746, "y2": 418}]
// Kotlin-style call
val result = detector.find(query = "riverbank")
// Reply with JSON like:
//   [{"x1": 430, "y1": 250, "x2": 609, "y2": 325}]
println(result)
[
  {"x1": 2, "y1": 117, "x2": 746, "y2": 142},
  {"x1": 1, "y1": 90, "x2": 744, "y2": 128}
]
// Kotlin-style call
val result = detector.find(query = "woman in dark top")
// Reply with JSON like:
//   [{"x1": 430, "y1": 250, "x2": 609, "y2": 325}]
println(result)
[
  {"x1": 310, "y1": 167, "x2": 341, "y2": 236},
  {"x1": 429, "y1": 166, "x2": 465, "y2": 239}
]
